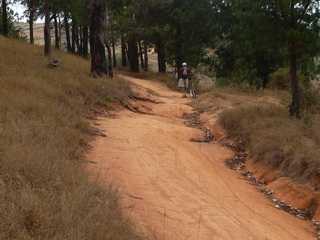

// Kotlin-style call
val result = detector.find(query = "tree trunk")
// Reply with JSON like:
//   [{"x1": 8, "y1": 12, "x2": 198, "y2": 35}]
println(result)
[
  {"x1": 127, "y1": 33, "x2": 139, "y2": 72},
  {"x1": 79, "y1": 25, "x2": 83, "y2": 56},
  {"x1": 44, "y1": 0, "x2": 51, "y2": 56},
  {"x1": 82, "y1": 26, "x2": 89, "y2": 58},
  {"x1": 54, "y1": 15, "x2": 60, "y2": 49},
  {"x1": 156, "y1": 39, "x2": 166, "y2": 73},
  {"x1": 2, "y1": 0, "x2": 8, "y2": 36},
  {"x1": 28, "y1": 0, "x2": 34, "y2": 44},
  {"x1": 89, "y1": 0, "x2": 107, "y2": 77},
  {"x1": 121, "y1": 35, "x2": 127, "y2": 67},
  {"x1": 63, "y1": 13, "x2": 72, "y2": 52},
  {"x1": 78, "y1": 25, "x2": 83, "y2": 55},
  {"x1": 76, "y1": 26, "x2": 80, "y2": 55},
  {"x1": 175, "y1": 24, "x2": 183, "y2": 78},
  {"x1": 138, "y1": 41, "x2": 145, "y2": 70},
  {"x1": 289, "y1": 42, "x2": 301, "y2": 118},
  {"x1": 112, "y1": 36, "x2": 117, "y2": 67},
  {"x1": 143, "y1": 41, "x2": 148, "y2": 71},
  {"x1": 58, "y1": 16, "x2": 62, "y2": 48},
  {"x1": 106, "y1": 43, "x2": 114, "y2": 78},
  {"x1": 71, "y1": 21, "x2": 76, "y2": 53}
]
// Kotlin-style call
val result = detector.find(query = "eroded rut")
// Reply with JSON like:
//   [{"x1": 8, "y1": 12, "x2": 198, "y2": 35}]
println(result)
[{"x1": 88, "y1": 76, "x2": 314, "y2": 240}]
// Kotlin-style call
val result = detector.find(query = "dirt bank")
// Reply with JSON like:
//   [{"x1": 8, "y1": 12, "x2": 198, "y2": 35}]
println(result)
[
  {"x1": 88, "y1": 76, "x2": 314, "y2": 240},
  {"x1": 196, "y1": 90, "x2": 320, "y2": 227},
  {"x1": 247, "y1": 160, "x2": 320, "y2": 221}
]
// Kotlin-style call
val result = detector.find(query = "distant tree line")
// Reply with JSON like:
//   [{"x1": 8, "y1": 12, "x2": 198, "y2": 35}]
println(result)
[
  {"x1": 2, "y1": 0, "x2": 320, "y2": 117},
  {"x1": 0, "y1": 0, "x2": 213, "y2": 75}
]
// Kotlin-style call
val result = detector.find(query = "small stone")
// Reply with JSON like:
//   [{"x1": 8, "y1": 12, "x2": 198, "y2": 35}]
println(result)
[
  {"x1": 266, "y1": 190, "x2": 273, "y2": 195},
  {"x1": 279, "y1": 202, "x2": 286, "y2": 207},
  {"x1": 296, "y1": 214, "x2": 305, "y2": 220}
]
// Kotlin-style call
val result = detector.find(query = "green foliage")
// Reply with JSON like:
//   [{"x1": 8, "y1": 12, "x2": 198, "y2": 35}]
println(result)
[
  {"x1": 212, "y1": 1, "x2": 284, "y2": 88},
  {"x1": 211, "y1": 0, "x2": 320, "y2": 90},
  {"x1": 0, "y1": 2, "x2": 20, "y2": 37},
  {"x1": 269, "y1": 68, "x2": 290, "y2": 90},
  {"x1": 165, "y1": 0, "x2": 213, "y2": 67},
  {"x1": 110, "y1": 0, "x2": 214, "y2": 69}
]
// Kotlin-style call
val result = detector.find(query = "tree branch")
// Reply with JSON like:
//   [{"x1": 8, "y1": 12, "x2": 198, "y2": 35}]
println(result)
[{"x1": 298, "y1": 0, "x2": 312, "y2": 24}]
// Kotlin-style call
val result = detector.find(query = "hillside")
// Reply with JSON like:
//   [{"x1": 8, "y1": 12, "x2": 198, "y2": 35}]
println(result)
[
  {"x1": 0, "y1": 37, "x2": 141, "y2": 240},
  {"x1": 15, "y1": 22, "x2": 70, "y2": 52},
  {"x1": 4, "y1": 0, "x2": 320, "y2": 239},
  {"x1": 15, "y1": 22, "x2": 46, "y2": 45},
  {"x1": 2, "y1": 35, "x2": 320, "y2": 240}
]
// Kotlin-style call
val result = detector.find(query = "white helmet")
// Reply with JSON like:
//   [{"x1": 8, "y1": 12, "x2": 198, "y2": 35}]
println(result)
[{"x1": 182, "y1": 62, "x2": 187, "y2": 67}]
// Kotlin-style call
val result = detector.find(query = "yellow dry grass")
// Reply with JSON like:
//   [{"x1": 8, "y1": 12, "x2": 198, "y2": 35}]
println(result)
[
  {"x1": 196, "y1": 88, "x2": 320, "y2": 186},
  {"x1": 0, "y1": 37, "x2": 142, "y2": 240},
  {"x1": 219, "y1": 104, "x2": 320, "y2": 185}
]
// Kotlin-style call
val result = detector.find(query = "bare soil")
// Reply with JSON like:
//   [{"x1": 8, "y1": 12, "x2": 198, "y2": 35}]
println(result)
[{"x1": 88, "y1": 75, "x2": 314, "y2": 240}]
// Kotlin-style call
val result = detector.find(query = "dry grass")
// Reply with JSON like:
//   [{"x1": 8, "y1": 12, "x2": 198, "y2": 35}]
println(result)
[
  {"x1": 210, "y1": 86, "x2": 289, "y2": 102},
  {"x1": 0, "y1": 37, "x2": 142, "y2": 240},
  {"x1": 117, "y1": 69, "x2": 178, "y2": 90},
  {"x1": 219, "y1": 104, "x2": 320, "y2": 185}
]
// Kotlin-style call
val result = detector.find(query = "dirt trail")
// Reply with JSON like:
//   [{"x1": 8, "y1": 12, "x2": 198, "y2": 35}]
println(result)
[{"x1": 88, "y1": 76, "x2": 314, "y2": 240}]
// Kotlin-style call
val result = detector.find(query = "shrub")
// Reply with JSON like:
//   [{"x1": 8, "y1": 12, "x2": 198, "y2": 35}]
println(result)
[
  {"x1": 301, "y1": 87, "x2": 320, "y2": 113},
  {"x1": 269, "y1": 68, "x2": 290, "y2": 90},
  {"x1": 219, "y1": 104, "x2": 320, "y2": 184}
]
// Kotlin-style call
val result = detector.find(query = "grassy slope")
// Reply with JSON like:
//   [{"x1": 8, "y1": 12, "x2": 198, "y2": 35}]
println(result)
[
  {"x1": 218, "y1": 95, "x2": 320, "y2": 185},
  {"x1": 195, "y1": 87, "x2": 320, "y2": 186},
  {"x1": 0, "y1": 37, "x2": 141, "y2": 240}
]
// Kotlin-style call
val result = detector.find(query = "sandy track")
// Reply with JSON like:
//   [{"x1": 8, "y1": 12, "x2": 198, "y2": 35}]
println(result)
[{"x1": 88, "y1": 76, "x2": 314, "y2": 240}]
